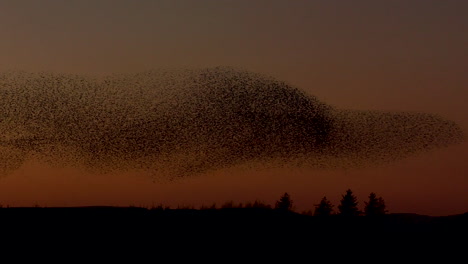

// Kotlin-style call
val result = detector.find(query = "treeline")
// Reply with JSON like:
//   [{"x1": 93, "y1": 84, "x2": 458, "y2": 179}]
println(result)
[
  {"x1": 151, "y1": 188, "x2": 388, "y2": 217},
  {"x1": 297, "y1": 189, "x2": 387, "y2": 217}
]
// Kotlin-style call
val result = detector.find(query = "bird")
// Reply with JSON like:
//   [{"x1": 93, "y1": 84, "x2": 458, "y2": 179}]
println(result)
[{"x1": 0, "y1": 66, "x2": 464, "y2": 179}]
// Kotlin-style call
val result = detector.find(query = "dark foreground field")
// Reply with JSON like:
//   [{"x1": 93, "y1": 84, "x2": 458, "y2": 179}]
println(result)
[
  {"x1": 1, "y1": 206, "x2": 466, "y2": 236},
  {"x1": 1, "y1": 206, "x2": 466, "y2": 257}
]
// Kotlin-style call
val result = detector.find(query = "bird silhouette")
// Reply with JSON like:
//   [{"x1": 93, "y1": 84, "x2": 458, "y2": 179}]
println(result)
[{"x1": 0, "y1": 67, "x2": 464, "y2": 179}]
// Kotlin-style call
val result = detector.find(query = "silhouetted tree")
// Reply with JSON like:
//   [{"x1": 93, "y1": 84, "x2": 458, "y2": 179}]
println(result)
[
  {"x1": 314, "y1": 196, "x2": 334, "y2": 216},
  {"x1": 245, "y1": 200, "x2": 271, "y2": 209},
  {"x1": 275, "y1": 192, "x2": 293, "y2": 211},
  {"x1": 364, "y1": 192, "x2": 387, "y2": 216},
  {"x1": 221, "y1": 200, "x2": 235, "y2": 209},
  {"x1": 338, "y1": 189, "x2": 360, "y2": 216}
]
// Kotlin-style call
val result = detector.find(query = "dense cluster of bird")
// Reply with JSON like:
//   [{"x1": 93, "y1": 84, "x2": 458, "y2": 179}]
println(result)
[{"x1": 0, "y1": 67, "x2": 464, "y2": 179}]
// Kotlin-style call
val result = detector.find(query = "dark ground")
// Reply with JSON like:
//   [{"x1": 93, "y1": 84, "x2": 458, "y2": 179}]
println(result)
[
  {"x1": 1, "y1": 206, "x2": 465, "y2": 257},
  {"x1": 1, "y1": 206, "x2": 466, "y2": 235}
]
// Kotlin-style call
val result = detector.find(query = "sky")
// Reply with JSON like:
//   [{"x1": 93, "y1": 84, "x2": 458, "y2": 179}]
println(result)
[{"x1": 0, "y1": 0, "x2": 466, "y2": 216}]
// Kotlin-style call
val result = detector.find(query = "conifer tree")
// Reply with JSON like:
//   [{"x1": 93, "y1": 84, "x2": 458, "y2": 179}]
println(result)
[
  {"x1": 314, "y1": 196, "x2": 334, "y2": 216},
  {"x1": 275, "y1": 192, "x2": 293, "y2": 211},
  {"x1": 364, "y1": 192, "x2": 388, "y2": 216},
  {"x1": 338, "y1": 189, "x2": 360, "y2": 216}
]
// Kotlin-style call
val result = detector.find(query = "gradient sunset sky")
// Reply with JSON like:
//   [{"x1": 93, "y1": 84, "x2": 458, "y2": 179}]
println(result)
[{"x1": 0, "y1": 0, "x2": 466, "y2": 216}]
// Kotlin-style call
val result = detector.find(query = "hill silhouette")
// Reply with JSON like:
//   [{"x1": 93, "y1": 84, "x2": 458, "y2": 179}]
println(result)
[{"x1": 1, "y1": 205, "x2": 466, "y2": 236}]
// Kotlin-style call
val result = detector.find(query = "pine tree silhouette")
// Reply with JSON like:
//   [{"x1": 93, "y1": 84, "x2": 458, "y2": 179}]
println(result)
[
  {"x1": 364, "y1": 192, "x2": 388, "y2": 216},
  {"x1": 338, "y1": 189, "x2": 360, "y2": 216},
  {"x1": 314, "y1": 196, "x2": 334, "y2": 216},
  {"x1": 275, "y1": 192, "x2": 293, "y2": 212}
]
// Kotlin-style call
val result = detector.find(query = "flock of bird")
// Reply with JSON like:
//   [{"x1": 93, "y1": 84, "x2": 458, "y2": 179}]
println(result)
[{"x1": 0, "y1": 67, "x2": 464, "y2": 179}]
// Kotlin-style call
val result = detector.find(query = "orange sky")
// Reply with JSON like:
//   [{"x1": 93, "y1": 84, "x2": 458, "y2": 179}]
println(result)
[{"x1": 0, "y1": 0, "x2": 466, "y2": 216}]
